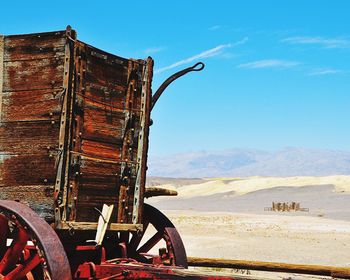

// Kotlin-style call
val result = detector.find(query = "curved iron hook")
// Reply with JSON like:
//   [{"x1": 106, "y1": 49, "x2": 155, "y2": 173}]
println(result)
[{"x1": 151, "y1": 62, "x2": 205, "y2": 111}]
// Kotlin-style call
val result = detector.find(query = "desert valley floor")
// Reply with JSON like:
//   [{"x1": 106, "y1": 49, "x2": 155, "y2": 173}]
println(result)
[{"x1": 145, "y1": 176, "x2": 350, "y2": 278}]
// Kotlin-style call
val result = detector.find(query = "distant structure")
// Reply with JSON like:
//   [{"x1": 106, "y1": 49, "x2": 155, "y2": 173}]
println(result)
[{"x1": 264, "y1": 202, "x2": 309, "y2": 212}]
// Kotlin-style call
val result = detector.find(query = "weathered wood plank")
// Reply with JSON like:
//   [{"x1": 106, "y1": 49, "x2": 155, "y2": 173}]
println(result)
[
  {"x1": 83, "y1": 92, "x2": 125, "y2": 114},
  {"x1": 81, "y1": 139, "x2": 121, "y2": 161},
  {"x1": 0, "y1": 185, "x2": 54, "y2": 221},
  {"x1": 85, "y1": 83, "x2": 126, "y2": 108},
  {"x1": 4, "y1": 31, "x2": 65, "y2": 46},
  {"x1": 82, "y1": 106, "x2": 125, "y2": 144},
  {"x1": 145, "y1": 187, "x2": 178, "y2": 198},
  {"x1": 78, "y1": 155, "x2": 121, "y2": 176},
  {"x1": 3, "y1": 57, "x2": 64, "y2": 92},
  {"x1": 187, "y1": 257, "x2": 350, "y2": 278},
  {"x1": 0, "y1": 153, "x2": 57, "y2": 185},
  {"x1": 1, "y1": 89, "x2": 62, "y2": 121},
  {"x1": 58, "y1": 221, "x2": 142, "y2": 231},
  {"x1": 85, "y1": 46, "x2": 128, "y2": 88},
  {"x1": 0, "y1": 120, "x2": 60, "y2": 154},
  {"x1": 4, "y1": 32, "x2": 65, "y2": 61}
]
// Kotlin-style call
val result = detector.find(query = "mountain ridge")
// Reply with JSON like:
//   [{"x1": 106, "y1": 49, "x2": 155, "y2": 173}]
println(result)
[{"x1": 148, "y1": 147, "x2": 350, "y2": 177}]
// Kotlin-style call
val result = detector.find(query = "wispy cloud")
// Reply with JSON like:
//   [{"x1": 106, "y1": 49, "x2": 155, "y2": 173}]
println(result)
[
  {"x1": 307, "y1": 68, "x2": 342, "y2": 76},
  {"x1": 144, "y1": 47, "x2": 164, "y2": 55},
  {"x1": 155, "y1": 44, "x2": 231, "y2": 74},
  {"x1": 209, "y1": 25, "x2": 221, "y2": 31},
  {"x1": 282, "y1": 36, "x2": 350, "y2": 49},
  {"x1": 232, "y1": 36, "x2": 248, "y2": 46},
  {"x1": 155, "y1": 37, "x2": 249, "y2": 74},
  {"x1": 238, "y1": 59, "x2": 301, "y2": 69}
]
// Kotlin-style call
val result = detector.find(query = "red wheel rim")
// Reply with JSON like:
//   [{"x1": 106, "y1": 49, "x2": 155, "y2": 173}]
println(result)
[{"x1": 0, "y1": 200, "x2": 71, "y2": 280}]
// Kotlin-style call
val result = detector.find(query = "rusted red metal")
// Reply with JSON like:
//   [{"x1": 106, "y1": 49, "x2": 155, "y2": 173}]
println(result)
[
  {"x1": 0, "y1": 200, "x2": 71, "y2": 279},
  {"x1": 75, "y1": 261, "x2": 236, "y2": 280}
]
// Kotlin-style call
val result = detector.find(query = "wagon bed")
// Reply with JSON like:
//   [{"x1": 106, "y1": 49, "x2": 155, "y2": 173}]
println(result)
[{"x1": 0, "y1": 27, "x2": 152, "y2": 232}]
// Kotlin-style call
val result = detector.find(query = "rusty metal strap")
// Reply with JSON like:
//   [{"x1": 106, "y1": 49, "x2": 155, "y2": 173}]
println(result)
[{"x1": 0, "y1": 36, "x2": 4, "y2": 122}]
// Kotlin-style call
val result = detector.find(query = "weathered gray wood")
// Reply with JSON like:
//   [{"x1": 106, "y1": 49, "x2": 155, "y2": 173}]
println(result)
[
  {"x1": 58, "y1": 221, "x2": 142, "y2": 232},
  {"x1": 145, "y1": 187, "x2": 178, "y2": 198},
  {"x1": 0, "y1": 185, "x2": 54, "y2": 222}
]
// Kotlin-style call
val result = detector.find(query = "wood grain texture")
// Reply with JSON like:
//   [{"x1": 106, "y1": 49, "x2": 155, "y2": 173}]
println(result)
[
  {"x1": 3, "y1": 31, "x2": 65, "y2": 62},
  {"x1": 187, "y1": 257, "x2": 350, "y2": 278},
  {"x1": 0, "y1": 31, "x2": 152, "y2": 229},
  {"x1": 0, "y1": 120, "x2": 60, "y2": 154},
  {"x1": 0, "y1": 31, "x2": 65, "y2": 221}
]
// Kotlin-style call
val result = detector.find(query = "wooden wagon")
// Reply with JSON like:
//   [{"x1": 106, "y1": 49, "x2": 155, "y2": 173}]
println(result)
[{"x1": 0, "y1": 26, "x2": 208, "y2": 279}]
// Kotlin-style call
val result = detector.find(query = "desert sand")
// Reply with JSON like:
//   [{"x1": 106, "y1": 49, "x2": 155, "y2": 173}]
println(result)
[{"x1": 146, "y1": 176, "x2": 350, "y2": 276}]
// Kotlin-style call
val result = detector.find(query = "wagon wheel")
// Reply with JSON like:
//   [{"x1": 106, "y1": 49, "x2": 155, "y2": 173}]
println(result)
[
  {"x1": 0, "y1": 200, "x2": 72, "y2": 280},
  {"x1": 116, "y1": 204, "x2": 187, "y2": 268}
]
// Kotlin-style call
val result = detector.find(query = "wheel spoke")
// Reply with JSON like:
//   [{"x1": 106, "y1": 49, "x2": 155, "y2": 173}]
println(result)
[
  {"x1": 134, "y1": 204, "x2": 188, "y2": 267},
  {"x1": 4, "y1": 253, "x2": 42, "y2": 280},
  {"x1": 0, "y1": 226, "x2": 29, "y2": 274},
  {"x1": 128, "y1": 220, "x2": 149, "y2": 254},
  {"x1": 0, "y1": 200, "x2": 72, "y2": 280},
  {"x1": 137, "y1": 231, "x2": 164, "y2": 254}
]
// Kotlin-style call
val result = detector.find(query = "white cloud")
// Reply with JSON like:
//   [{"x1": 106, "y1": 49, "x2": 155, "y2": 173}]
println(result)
[
  {"x1": 155, "y1": 44, "x2": 231, "y2": 74},
  {"x1": 282, "y1": 36, "x2": 350, "y2": 49},
  {"x1": 154, "y1": 37, "x2": 249, "y2": 74},
  {"x1": 144, "y1": 47, "x2": 164, "y2": 55},
  {"x1": 238, "y1": 59, "x2": 301, "y2": 69},
  {"x1": 232, "y1": 36, "x2": 249, "y2": 47},
  {"x1": 307, "y1": 68, "x2": 342, "y2": 76},
  {"x1": 209, "y1": 25, "x2": 221, "y2": 31}
]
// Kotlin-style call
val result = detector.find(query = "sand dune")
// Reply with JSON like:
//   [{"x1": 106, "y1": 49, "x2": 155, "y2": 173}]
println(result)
[
  {"x1": 146, "y1": 175, "x2": 350, "y2": 270},
  {"x1": 148, "y1": 175, "x2": 350, "y2": 198}
]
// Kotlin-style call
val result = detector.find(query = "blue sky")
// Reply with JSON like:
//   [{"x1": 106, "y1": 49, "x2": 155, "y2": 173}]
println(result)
[{"x1": 1, "y1": 1, "x2": 349, "y2": 156}]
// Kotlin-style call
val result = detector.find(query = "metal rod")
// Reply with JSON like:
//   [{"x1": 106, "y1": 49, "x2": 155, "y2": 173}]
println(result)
[
  {"x1": 151, "y1": 62, "x2": 205, "y2": 111},
  {"x1": 187, "y1": 257, "x2": 350, "y2": 279}
]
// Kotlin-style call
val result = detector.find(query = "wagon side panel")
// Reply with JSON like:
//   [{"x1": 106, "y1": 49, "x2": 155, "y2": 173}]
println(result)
[
  {"x1": 0, "y1": 31, "x2": 67, "y2": 221},
  {"x1": 65, "y1": 42, "x2": 153, "y2": 228}
]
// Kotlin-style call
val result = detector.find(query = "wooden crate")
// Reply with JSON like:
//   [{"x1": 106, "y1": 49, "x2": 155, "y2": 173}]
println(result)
[{"x1": 0, "y1": 27, "x2": 153, "y2": 232}]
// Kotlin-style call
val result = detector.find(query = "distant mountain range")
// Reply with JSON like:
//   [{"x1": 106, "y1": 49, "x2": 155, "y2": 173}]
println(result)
[{"x1": 147, "y1": 147, "x2": 350, "y2": 177}]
